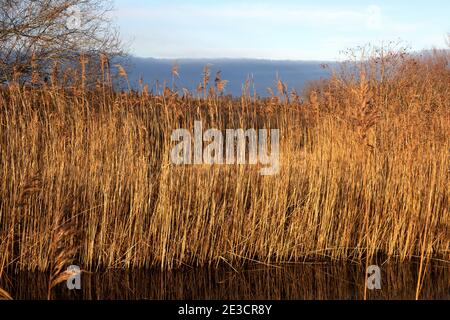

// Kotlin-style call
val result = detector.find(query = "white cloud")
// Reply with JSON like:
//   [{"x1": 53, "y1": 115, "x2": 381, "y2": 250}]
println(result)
[
  {"x1": 117, "y1": 4, "x2": 381, "y2": 29},
  {"x1": 117, "y1": 3, "x2": 433, "y2": 37},
  {"x1": 116, "y1": 3, "x2": 441, "y2": 60}
]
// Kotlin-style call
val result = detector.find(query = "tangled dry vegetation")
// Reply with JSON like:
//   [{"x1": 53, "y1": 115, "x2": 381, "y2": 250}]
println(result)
[{"x1": 0, "y1": 47, "x2": 449, "y2": 274}]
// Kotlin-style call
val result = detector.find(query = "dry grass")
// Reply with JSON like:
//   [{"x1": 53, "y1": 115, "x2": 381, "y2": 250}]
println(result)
[{"x1": 0, "y1": 47, "x2": 448, "y2": 275}]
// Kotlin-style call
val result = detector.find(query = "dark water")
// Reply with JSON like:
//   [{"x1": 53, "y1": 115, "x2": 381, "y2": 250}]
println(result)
[
  {"x1": 121, "y1": 57, "x2": 334, "y2": 97},
  {"x1": 2, "y1": 262, "x2": 448, "y2": 300}
]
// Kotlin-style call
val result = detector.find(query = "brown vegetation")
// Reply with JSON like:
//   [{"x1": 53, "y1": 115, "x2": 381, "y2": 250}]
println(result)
[{"x1": 0, "y1": 47, "x2": 448, "y2": 275}]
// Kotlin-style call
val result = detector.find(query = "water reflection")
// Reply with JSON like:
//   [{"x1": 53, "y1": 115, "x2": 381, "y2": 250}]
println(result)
[{"x1": 2, "y1": 262, "x2": 449, "y2": 300}]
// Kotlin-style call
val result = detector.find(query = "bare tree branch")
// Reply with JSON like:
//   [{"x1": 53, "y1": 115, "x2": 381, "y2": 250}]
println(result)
[{"x1": 0, "y1": 0, "x2": 123, "y2": 82}]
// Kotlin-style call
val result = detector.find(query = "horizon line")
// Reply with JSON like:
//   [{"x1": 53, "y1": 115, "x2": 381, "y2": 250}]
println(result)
[
  {"x1": 124, "y1": 47, "x2": 449, "y2": 63},
  {"x1": 126, "y1": 55, "x2": 340, "y2": 63}
]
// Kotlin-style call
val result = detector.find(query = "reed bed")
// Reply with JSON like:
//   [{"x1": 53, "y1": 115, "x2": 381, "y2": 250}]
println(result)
[{"x1": 0, "y1": 48, "x2": 449, "y2": 272}]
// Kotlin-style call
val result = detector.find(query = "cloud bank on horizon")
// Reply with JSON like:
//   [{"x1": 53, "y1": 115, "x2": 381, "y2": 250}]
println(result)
[{"x1": 115, "y1": 0, "x2": 450, "y2": 60}]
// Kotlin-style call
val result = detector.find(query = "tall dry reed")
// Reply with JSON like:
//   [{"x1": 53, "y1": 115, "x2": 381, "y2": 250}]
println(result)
[{"x1": 0, "y1": 47, "x2": 448, "y2": 273}]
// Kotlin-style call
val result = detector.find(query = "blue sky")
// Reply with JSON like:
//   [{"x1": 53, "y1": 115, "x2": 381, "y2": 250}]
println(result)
[{"x1": 114, "y1": 0, "x2": 449, "y2": 60}]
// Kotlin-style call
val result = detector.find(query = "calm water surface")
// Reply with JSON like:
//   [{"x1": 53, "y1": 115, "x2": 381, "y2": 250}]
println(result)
[
  {"x1": 122, "y1": 57, "x2": 334, "y2": 97},
  {"x1": 2, "y1": 261, "x2": 448, "y2": 300}
]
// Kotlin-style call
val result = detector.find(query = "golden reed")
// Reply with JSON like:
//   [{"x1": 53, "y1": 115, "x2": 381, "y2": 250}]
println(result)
[{"x1": 0, "y1": 47, "x2": 448, "y2": 274}]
